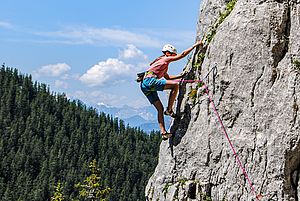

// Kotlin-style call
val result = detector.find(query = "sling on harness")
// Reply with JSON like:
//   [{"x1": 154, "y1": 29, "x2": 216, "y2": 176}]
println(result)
[{"x1": 136, "y1": 71, "x2": 159, "y2": 83}]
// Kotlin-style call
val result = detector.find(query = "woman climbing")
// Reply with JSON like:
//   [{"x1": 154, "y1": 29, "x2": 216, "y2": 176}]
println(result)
[{"x1": 140, "y1": 41, "x2": 203, "y2": 140}]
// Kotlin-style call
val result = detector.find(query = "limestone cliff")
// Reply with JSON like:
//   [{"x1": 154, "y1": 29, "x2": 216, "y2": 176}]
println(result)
[{"x1": 146, "y1": 0, "x2": 300, "y2": 200}]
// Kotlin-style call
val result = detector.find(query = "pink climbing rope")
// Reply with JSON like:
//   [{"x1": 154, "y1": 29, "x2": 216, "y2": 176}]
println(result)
[
  {"x1": 202, "y1": 82, "x2": 260, "y2": 200},
  {"x1": 173, "y1": 79, "x2": 203, "y2": 83},
  {"x1": 172, "y1": 77, "x2": 260, "y2": 199},
  {"x1": 170, "y1": 64, "x2": 261, "y2": 198}
]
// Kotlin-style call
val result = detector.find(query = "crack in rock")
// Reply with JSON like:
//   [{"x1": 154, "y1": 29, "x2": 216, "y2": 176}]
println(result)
[{"x1": 270, "y1": 0, "x2": 291, "y2": 86}]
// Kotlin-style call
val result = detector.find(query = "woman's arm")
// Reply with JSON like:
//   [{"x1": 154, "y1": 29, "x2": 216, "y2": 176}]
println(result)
[
  {"x1": 164, "y1": 41, "x2": 203, "y2": 62},
  {"x1": 164, "y1": 73, "x2": 184, "y2": 80}
]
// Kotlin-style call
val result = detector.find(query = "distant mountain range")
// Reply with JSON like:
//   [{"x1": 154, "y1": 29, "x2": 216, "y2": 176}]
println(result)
[{"x1": 95, "y1": 103, "x2": 163, "y2": 132}]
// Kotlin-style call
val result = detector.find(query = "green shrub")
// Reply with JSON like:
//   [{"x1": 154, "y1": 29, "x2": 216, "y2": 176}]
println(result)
[{"x1": 293, "y1": 59, "x2": 300, "y2": 70}]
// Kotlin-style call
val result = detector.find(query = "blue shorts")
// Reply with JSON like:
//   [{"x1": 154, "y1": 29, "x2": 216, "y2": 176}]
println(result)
[{"x1": 140, "y1": 77, "x2": 167, "y2": 104}]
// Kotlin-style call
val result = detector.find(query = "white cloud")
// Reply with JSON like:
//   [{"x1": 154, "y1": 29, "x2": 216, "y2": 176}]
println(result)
[
  {"x1": 0, "y1": 22, "x2": 195, "y2": 50},
  {"x1": 61, "y1": 73, "x2": 80, "y2": 80},
  {"x1": 54, "y1": 80, "x2": 69, "y2": 89},
  {"x1": 119, "y1": 44, "x2": 148, "y2": 60},
  {"x1": 36, "y1": 27, "x2": 162, "y2": 48},
  {"x1": 79, "y1": 58, "x2": 133, "y2": 86},
  {"x1": 71, "y1": 90, "x2": 127, "y2": 107},
  {"x1": 35, "y1": 63, "x2": 71, "y2": 77},
  {"x1": 118, "y1": 45, "x2": 150, "y2": 72},
  {"x1": 0, "y1": 21, "x2": 13, "y2": 29}
]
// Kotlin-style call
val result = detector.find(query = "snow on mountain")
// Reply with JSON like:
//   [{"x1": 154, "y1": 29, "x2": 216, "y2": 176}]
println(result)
[{"x1": 95, "y1": 103, "x2": 159, "y2": 132}]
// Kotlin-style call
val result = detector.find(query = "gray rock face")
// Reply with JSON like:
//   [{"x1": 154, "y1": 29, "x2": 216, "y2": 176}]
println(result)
[{"x1": 146, "y1": 0, "x2": 300, "y2": 200}]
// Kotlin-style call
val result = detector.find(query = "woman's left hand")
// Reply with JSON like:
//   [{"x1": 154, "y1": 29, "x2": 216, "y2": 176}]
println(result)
[
  {"x1": 179, "y1": 71, "x2": 187, "y2": 78},
  {"x1": 193, "y1": 40, "x2": 203, "y2": 48}
]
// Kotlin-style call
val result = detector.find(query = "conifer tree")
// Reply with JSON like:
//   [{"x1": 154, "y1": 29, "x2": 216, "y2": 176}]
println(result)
[
  {"x1": 75, "y1": 160, "x2": 111, "y2": 201},
  {"x1": 51, "y1": 182, "x2": 65, "y2": 201}
]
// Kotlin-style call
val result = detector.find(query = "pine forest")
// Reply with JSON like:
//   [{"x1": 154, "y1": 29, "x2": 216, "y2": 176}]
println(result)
[{"x1": 0, "y1": 65, "x2": 161, "y2": 201}]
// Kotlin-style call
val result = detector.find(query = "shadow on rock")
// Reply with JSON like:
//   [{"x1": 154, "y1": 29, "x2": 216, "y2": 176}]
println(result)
[{"x1": 168, "y1": 81, "x2": 192, "y2": 157}]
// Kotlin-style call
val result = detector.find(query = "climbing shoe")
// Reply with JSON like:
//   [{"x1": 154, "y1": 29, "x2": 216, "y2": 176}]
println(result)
[
  {"x1": 162, "y1": 132, "x2": 173, "y2": 141},
  {"x1": 164, "y1": 109, "x2": 177, "y2": 118}
]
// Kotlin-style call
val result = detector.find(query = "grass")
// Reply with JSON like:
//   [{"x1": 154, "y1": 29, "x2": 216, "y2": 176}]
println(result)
[
  {"x1": 193, "y1": 0, "x2": 237, "y2": 72},
  {"x1": 178, "y1": 178, "x2": 188, "y2": 186},
  {"x1": 194, "y1": 52, "x2": 206, "y2": 69},
  {"x1": 188, "y1": 88, "x2": 198, "y2": 100},
  {"x1": 203, "y1": 0, "x2": 237, "y2": 45},
  {"x1": 162, "y1": 182, "x2": 172, "y2": 198},
  {"x1": 292, "y1": 59, "x2": 300, "y2": 70},
  {"x1": 200, "y1": 192, "x2": 213, "y2": 201},
  {"x1": 189, "y1": 0, "x2": 238, "y2": 106}
]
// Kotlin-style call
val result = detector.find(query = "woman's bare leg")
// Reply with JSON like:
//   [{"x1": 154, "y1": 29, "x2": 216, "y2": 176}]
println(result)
[
  {"x1": 153, "y1": 100, "x2": 166, "y2": 133},
  {"x1": 164, "y1": 80, "x2": 179, "y2": 111}
]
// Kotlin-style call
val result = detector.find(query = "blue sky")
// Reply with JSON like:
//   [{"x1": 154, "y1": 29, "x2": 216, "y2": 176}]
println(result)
[{"x1": 0, "y1": 0, "x2": 201, "y2": 108}]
